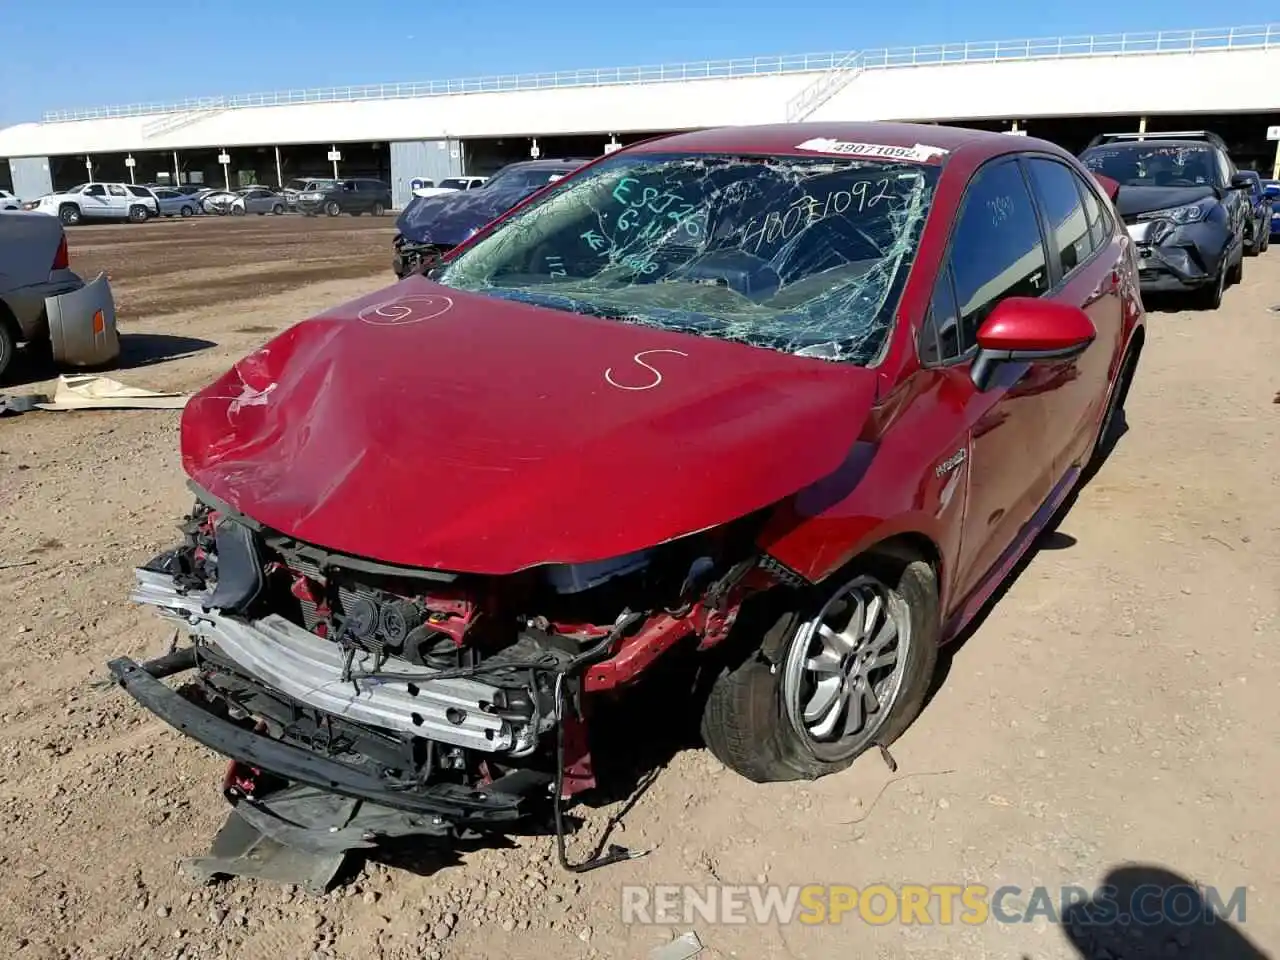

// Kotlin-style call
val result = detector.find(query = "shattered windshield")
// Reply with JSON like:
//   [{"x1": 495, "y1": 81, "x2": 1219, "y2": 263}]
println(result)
[
  {"x1": 1081, "y1": 145, "x2": 1223, "y2": 189},
  {"x1": 435, "y1": 152, "x2": 938, "y2": 364}
]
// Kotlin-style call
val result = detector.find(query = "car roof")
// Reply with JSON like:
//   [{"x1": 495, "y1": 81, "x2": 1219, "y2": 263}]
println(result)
[
  {"x1": 507, "y1": 158, "x2": 586, "y2": 170},
  {"x1": 1085, "y1": 138, "x2": 1218, "y2": 151},
  {"x1": 626, "y1": 122, "x2": 1021, "y2": 159}
]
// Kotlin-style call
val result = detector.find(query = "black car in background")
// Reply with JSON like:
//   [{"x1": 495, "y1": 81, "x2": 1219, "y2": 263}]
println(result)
[
  {"x1": 296, "y1": 178, "x2": 392, "y2": 217},
  {"x1": 1235, "y1": 169, "x2": 1271, "y2": 255},
  {"x1": 1079, "y1": 131, "x2": 1252, "y2": 309},
  {"x1": 392, "y1": 158, "x2": 589, "y2": 278}
]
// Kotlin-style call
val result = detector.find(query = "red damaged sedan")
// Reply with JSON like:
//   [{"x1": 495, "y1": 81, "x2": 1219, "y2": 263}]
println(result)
[{"x1": 110, "y1": 122, "x2": 1144, "y2": 864}]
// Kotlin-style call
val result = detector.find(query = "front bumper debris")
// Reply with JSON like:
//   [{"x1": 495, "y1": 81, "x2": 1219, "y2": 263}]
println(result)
[
  {"x1": 131, "y1": 568, "x2": 542, "y2": 753},
  {"x1": 108, "y1": 655, "x2": 540, "y2": 824},
  {"x1": 1125, "y1": 219, "x2": 1228, "y2": 291}
]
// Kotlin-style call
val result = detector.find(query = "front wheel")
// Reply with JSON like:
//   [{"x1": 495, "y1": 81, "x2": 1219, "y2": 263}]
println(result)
[
  {"x1": 1227, "y1": 249, "x2": 1244, "y2": 285},
  {"x1": 230, "y1": 205, "x2": 246, "y2": 217},
  {"x1": 1194, "y1": 262, "x2": 1226, "y2": 310},
  {"x1": 701, "y1": 559, "x2": 939, "y2": 783},
  {"x1": 372, "y1": 201, "x2": 386, "y2": 217},
  {"x1": 59, "y1": 204, "x2": 82, "y2": 226},
  {"x1": 0, "y1": 318, "x2": 15, "y2": 383},
  {"x1": 272, "y1": 203, "x2": 285, "y2": 215},
  {"x1": 324, "y1": 201, "x2": 340, "y2": 217},
  {"x1": 180, "y1": 205, "x2": 193, "y2": 217}
]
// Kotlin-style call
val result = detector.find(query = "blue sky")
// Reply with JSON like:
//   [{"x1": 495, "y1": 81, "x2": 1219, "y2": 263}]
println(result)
[{"x1": 1, "y1": 1, "x2": 1276, "y2": 125}]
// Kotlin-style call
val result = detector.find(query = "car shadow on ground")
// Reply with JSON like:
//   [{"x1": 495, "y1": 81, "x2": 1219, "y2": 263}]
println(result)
[
  {"x1": 3, "y1": 333, "x2": 216, "y2": 388},
  {"x1": 1039, "y1": 863, "x2": 1267, "y2": 960}
]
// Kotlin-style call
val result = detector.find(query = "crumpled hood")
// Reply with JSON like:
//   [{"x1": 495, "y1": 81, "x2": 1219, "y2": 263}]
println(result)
[
  {"x1": 394, "y1": 189, "x2": 519, "y2": 246},
  {"x1": 181, "y1": 277, "x2": 879, "y2": 574},
  {"x1": 1116, "y1": 185, "x2": 1218, "y2": 219}
]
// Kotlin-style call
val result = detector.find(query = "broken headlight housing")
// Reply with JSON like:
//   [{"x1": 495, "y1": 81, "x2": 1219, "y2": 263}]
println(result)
[{"x1": 1137, "y1": 200, "x2": 1213, "y2": 225}]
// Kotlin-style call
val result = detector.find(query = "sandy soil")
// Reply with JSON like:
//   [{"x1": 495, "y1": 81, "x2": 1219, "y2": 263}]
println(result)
[{"x1": 0, "y1": 216, "x2": 1275, "y2": 960}]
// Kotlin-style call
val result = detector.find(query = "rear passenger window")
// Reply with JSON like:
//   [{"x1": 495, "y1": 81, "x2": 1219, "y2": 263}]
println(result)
[
  {"x1": 108, "y1": 184, "x2": 127, "y2": 197},
  {"x1": 949, "y1": 160, "x2": 1049, "y2": 347},
  {"x1": 920, "y1": 265, "x2": 963, "y2": 365},
  {"x1": 1077, "y1": 178, "x2": 1108, "y2": 249},
  {"x1": 1025, "y1": 158, "x2": 1093, "y2": 278}
]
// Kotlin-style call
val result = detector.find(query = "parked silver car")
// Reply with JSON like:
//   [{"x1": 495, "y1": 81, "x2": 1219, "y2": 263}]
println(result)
[
  {"x1": 229, "y1": 187, "x2": 287, "y2": 216},
  {"x1": 0, "y1": 212, "x2": 119, "y2": 379},
  {"x1": 282, "y1": 177, "x2": 337, "y2": 210},
  {"x1": 150, "y1": 187, "x2": 201, "y2": 218}
]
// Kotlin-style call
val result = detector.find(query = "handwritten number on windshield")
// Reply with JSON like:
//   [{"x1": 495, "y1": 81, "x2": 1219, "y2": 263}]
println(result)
[
  {"x1": 612, "y1": 177, "x2": 701, "y2": 238},
  {"x1": 740, "y1": 178, "x2": 894, "y2": 253}
]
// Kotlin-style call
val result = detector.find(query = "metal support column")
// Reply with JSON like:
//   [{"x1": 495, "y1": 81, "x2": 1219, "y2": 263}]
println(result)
[
  {"x1": 1138, "y1": 116, "x2": 1147, "y2": 141},
  {"x1": 173, "y1": 151, "x2": 181, "y2": 186},
  {"x1": 275, "y1": 146, "x2": 283, "y2": 189},
  {"x1": 125, "y1": 154, "x2": 136, "y2": 184}
]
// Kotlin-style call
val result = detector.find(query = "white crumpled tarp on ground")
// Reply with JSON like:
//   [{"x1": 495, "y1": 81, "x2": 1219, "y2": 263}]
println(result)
[{"x1": 33, "y1": 374, "x2": 188, "y2": 411}]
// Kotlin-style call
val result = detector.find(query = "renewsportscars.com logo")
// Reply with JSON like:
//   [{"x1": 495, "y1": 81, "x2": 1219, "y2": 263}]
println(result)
[{"x1": 620, "y1": 883, "x2": 1248, "y2": 927}]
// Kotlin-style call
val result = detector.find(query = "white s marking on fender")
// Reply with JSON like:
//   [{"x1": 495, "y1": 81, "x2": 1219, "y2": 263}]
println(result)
[
  {"x1": 604, "y1": 349, "x2": 689, "y2": 391},
  {"x1": 357, "y1": 294, "x2": 453, "y2": 326}
]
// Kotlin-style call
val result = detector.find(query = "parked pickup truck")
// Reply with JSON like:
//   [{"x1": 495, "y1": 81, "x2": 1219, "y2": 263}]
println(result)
[{"x1": 0, "y1": 212, "x2": 119, "y2": 380}]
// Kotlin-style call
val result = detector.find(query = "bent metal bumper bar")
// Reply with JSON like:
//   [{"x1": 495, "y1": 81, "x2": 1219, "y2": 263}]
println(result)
[
  {"x1": 106, "y1": 656, "x2": 530, "y2": 824},
  {"x1": 130, "y1": 568, "x2": 535, "y2": 754}
]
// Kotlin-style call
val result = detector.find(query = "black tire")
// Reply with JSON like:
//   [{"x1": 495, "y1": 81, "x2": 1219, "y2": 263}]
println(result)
[
  {"x1": 180, "y1": 205, "x2": 193, "y2": 217},
  {"x1": 372, "y1": 201, "x2": 386, "y2": 217},
  {"x1": 700, "y1": 557, "x2": 939, "y2": 783},
  {"x1": 1194, "y1": 261, "x2": 1226, "y2": 310},
  {"x1": 0, "y1": 315, "x2": 16, "y2": 383},
  {"x1": 59, "y1": 203, "x2": 81, "y2": 226},
  {"x1": 1227, "y1": 248, "x2": 1243, "y2": 286},
  {"x1": 272, "y1": 203, "x2": 285, "y2": 215},
  {"x1": 1086, "y1": 340, "x2": 1139, "y2": 476},
  {"x1": 127, "y1": 204, "x2": 148, "y2": 224},
  {"x1": 230, "y1": 205, "x2": 246, "y2": 217},
  {"x1": 324, "y1": 201, "x2": 341, "y2": 217}
]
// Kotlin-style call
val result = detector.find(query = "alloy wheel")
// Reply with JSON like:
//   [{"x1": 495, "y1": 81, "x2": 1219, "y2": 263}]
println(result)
[{"x1": 781, "y1": 574, "x2": 910, "y2": 761}]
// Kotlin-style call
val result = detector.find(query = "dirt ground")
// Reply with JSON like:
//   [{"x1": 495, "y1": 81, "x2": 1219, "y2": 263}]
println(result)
[{"x1": 0, "y1": 215, "x2": 1276, "y2": 960}]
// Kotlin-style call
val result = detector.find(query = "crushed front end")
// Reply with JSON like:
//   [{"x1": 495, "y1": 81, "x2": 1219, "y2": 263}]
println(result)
[
  {"x1": 1123, "y1": 200, "x2": 1233, "y2": 294},
  {"x1": 391, "y1": 234, "x2": 454, "y2": 278},
  {"x1": 112, "y1": 486, "x2": 782, "y2": 861}
]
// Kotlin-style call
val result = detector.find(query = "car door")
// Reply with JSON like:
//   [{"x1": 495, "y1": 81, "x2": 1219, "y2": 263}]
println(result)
[
  {"x1": 105, "y1": 183, "x2": 131, "y2": 217},
  {"x1": 79, "y1": 184, "x2": 111, "y2": 218},
  {"x1": 1021, "y1": 156, "x2": 1126, "y2": 472},
  {"x1": 925, "y1": 156, "x2": 1059, "y2": 605},
  {"x1": 1213, "y1": 149, "x2": 1246, "y2": 251}
]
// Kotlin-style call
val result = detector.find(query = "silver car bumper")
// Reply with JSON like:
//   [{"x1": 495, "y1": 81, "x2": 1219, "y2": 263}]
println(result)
[
  {"x1": 130, "y1": 568, "x2": 537, "y2": 755},
  {"x1": 46, "y1": 273, "x2": 120, "y2": 367}
]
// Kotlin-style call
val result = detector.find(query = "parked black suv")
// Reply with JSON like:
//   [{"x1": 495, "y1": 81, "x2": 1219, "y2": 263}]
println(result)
[
  {"x1": 296, "y1": 178, "x2": 392, "y2": 217},
  {"x1": 1079, "y1": 130, "x2": 1252, "y2": 309}
]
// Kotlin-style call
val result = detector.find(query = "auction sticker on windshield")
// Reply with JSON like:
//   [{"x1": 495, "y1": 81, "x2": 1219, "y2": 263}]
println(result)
[{"x1": 795, "y1": 138, "x2": 949, "y2": 164}]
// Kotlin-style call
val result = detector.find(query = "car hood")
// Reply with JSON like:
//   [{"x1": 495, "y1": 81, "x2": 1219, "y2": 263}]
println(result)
[
  {"x1": 1116, "y1": 185, "x2": 1218, "y2": 218},
  {"x1": 181, "y1": 277, "x2": 880, "y2": 574},
  {"x1": 394, "y1": 189, "x2": 521, "y2": 246}
]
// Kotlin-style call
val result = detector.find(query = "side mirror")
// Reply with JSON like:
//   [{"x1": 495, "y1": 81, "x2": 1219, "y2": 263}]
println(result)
[
  {"x1": 970, "y1": 297, "x2": 1096, "y2": 391},
  {"x1": 1091, "y1": 172, "x2": 1121, "y2": 202},
  {"x1": 1229, "y1": 172, "x2": 1253, "y2": 191}
]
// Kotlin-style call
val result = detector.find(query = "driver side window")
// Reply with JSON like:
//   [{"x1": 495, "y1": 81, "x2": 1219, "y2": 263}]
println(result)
[
  {"x1": 920, "y1": 158, "x2": 1049, "y2": 366},
  {"x1": 85, "y1": 184, "x2": 106, "y2": 197}
]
